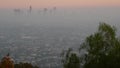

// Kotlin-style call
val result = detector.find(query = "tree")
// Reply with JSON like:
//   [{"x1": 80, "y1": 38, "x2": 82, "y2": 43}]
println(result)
[
  {"x1": 14, "y1": 62, "x2": 39, "y2": 68},
  {"x1": 0, "y1": 53, "x2": 14, "y2": 68},
  {"x1": 79, "y1": 22, "x2": 120, "y2": 68},
  {"x1": 62, "y1": 22, "x2": 120, "y2": 68},
  {"x1": 61, "y1": 48, "x2": 80, "y2": 68}
]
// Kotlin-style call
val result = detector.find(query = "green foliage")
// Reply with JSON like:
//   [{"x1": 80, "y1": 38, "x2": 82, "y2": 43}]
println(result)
[
  {"x1": 14, "y1": 62, "x2": 39, "y2": 68},
  {"x1": 61, "y1": 48, "x2": 80, "y2": 68},
  {"x1": 62, "y1": 22, "x2": 120, "y2": 68},
  {"x1": 79, "y1": 22, "x2": 120, "y2": 68}
]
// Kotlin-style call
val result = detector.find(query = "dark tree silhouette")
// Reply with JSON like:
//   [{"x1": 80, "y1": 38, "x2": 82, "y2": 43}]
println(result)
[
  {"x1": 79, "y1": 22, "x2": 120, "y2": 68},
  {"x1": 62, "y1": 22, "x2": 120, "y2": 68}
]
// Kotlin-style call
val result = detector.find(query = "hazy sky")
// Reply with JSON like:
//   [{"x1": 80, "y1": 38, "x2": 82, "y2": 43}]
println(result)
[{"x1": 0, "y1": 0, "x2": 120, "y2": 8}]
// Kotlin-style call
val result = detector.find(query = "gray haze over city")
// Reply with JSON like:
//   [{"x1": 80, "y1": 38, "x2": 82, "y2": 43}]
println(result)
[{"x1": 0, "y1": 7, "x2": 120, "y2": 68}]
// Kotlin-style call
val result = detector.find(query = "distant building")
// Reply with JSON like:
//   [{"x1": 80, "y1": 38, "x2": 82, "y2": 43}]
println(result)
[
  {"x1": 13, "y1": 9, "x2": 21, "y2": 13},
  {"x1": 43, "y1": 8, "x2": 48, "y2": 12},
  {"x1": 53, "y1": 7, "x2": 57, "y2": 11},
  {"x1": 29, "y1": 5, "x2": 32, "y2": 12},
  {"x1": 0, "y1": 53, "x2": 14, "y2": 68}
]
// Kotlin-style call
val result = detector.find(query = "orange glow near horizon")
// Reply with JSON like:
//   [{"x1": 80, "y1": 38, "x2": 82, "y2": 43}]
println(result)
[{"x1": 0, "y1": 0, "x2": 120, "y2": 8}]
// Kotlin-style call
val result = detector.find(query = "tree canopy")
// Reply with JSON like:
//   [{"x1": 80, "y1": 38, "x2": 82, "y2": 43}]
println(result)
[
  {"x1": 14, "y1": 62, "x2": 39, "y2": 68},
  {"x1": 63, "y1": 22, "x2": 120, "y2": 68}
]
